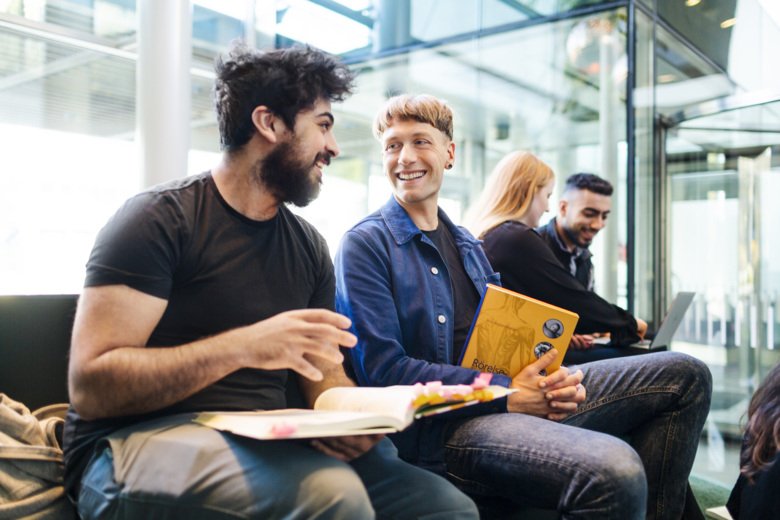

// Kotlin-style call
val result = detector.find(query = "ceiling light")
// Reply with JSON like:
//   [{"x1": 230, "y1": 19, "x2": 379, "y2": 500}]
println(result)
[
  {"x1": 685, "y1": 0, "x2": 701, "y2": 6},
  {"x1": 720, "y1": 18, "x2": 736, "y2": 29},
  {"x1": 658, "y1": 74, "x2": 676, "y2": 83}
]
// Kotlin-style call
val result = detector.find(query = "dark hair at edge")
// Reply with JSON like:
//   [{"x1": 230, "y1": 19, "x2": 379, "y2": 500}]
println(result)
[
  {"x1": 741, "y1": 362, "x2": 780, "y2": 482},
  {"x1": 214, "y1": 42, "x2": 356, "y2": 152},
  {"x1": 563, "y1": 172, "x2": 614, "y2": 196}
]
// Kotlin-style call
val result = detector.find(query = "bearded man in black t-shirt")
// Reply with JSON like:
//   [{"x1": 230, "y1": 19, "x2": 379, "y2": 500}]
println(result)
[{"x1": 62, "y1": 44, "x2": 478, "y2": 520}]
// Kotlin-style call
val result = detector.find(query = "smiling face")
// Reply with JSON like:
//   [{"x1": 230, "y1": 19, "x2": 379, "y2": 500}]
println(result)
[
  {"x1": 557, "y1": 188, "x2": 612, "y2": 249},
  {"x1": 257, "y1": 98, "x2": 339, "y2": 206},
  {"x1": 381, "y1": 119, "x2": 455, "y2": 216}
]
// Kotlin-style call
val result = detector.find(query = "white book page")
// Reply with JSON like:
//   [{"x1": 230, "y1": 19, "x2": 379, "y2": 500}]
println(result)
[{"x1": 194, "y1": 408, "x2": 402, "y2": 440}]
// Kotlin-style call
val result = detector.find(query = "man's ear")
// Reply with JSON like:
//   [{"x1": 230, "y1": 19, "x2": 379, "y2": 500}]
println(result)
[
  {"x1": 446, "y1": 141, "x2": 455, "y2": 167},
  {"x1": 251, "y1": 106, "x2": 284, "y2": 144},
  {"x1": 558, "y1": 199, "x2": 568, "y2": 217}
]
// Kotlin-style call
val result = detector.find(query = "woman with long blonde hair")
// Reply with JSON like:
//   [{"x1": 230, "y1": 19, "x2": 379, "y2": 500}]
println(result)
[
  {"x1": 469, "y1": 151, "x2": 646, "y2": 362},
  {"x1": 468, "y1": 151, "x2": 554, "y2": 239}
]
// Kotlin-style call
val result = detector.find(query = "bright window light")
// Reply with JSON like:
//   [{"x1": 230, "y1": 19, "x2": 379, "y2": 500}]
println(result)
[
  {"x1": 277, "y1": 0, "x2": 371, "y2": 54},
  {"x1": 330, "y1": 0, "x2": 372, "y2": 10},
  {"x1": 193, "y1": 0, "x2": 248, "y2": 20}
]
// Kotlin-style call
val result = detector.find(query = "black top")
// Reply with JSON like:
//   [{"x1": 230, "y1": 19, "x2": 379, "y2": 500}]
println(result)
[
  {"x1": 482, "y1": 220, "x2": 640, "y2": 346},
  {"x1": 63, "y1": 172, "x2": 334, "y2": 495},
  {"x1": 423, "y1": 223, "x2": 480, "y2": 362},
  {"x1": 536, "y1": 217, "x2": 594, "y2": 291},
  {"x1": 727, "y1": 450, "x2": 780, "y2": 519}
]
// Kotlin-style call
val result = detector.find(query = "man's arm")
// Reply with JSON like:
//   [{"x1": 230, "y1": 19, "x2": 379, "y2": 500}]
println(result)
[
  {"x1": 484, "y1": 225, "x2": 642, "y2": 346},
  {"x1": 68, "y1": 284, "x2": 355, "y2": 420},
  {"x1": 297, "y1": 350, "x2": 384, "y2": 461}
]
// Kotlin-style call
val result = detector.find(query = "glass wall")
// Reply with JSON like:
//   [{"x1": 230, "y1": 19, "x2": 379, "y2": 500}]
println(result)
[{"x1": 0, "y1": 0, "x2": 631, "y2": 297}]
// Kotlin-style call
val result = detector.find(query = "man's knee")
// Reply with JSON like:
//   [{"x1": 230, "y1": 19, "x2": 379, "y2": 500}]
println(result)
[
  {"x1": 588, "y1": 439, "x2": 647, "y2": 506},
  {"x1": 297, "y1": 465, "x2": 375, "y2": 519}
]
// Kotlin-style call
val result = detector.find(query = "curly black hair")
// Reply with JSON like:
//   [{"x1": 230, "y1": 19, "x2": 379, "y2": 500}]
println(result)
[
  {"x1": 563, "y1": 172, "x2": 614, "y2": 196},
  {"x1": 214, "y1": 42, "x2": 356, "y2": 152}
]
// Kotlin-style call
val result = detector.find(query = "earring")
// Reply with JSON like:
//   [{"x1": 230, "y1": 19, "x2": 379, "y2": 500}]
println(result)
[{"x1": 445, "y1": 163, "x2": 453, "y2": 170}]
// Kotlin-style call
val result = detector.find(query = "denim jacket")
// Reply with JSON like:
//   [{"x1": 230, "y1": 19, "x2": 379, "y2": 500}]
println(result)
[{"x1": 335, "y1": 197, "x2": 509, "y2": 472}]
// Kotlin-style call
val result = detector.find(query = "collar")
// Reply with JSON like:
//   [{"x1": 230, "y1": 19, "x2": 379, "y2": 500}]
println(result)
[{"x1": 379, "y1": 197, "x2": 481, "y2": 249}]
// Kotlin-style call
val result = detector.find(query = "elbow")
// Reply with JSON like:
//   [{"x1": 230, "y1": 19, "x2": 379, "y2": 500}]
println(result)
[{"x1": 68, "y1": 370, "x2": 108, "y2": 421}]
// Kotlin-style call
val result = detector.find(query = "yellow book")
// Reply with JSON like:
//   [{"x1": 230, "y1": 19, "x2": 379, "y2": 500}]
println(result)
[{"x1": 459, "y1": 284, "x2": 579, "y2": 377}]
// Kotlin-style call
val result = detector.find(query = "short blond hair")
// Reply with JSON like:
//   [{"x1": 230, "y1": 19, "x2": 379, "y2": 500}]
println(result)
[
  {"x1": 467, "y1": 151, "x2": 555, "y2": 238},
  {"x1": 373, "y1": 94, "x2": 453, "y2": 141}
]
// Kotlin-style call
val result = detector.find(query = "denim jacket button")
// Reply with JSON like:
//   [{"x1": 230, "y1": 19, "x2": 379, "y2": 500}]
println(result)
[
  {"x1": 437, "y1": 314, "x2": 446, "y2": 324},
  {"x1": 431, "y1": 267, "x2": 439, "y2": 275}
]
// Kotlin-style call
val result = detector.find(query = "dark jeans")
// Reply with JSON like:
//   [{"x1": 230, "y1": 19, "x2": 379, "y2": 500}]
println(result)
[{"x1": 443, "y1": 351, "x2": 712, "y2": 520}]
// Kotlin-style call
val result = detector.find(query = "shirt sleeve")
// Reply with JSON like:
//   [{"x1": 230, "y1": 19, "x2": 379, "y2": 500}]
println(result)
[
  {"x1": 484, "y1": 223, "x2": 641, "y2": 346},
  {"x1": 85, "y1": 192, "x2": 184, "y2": 299},
  {"x1": 335, "y1": 229, "x2": 508, "y2": 388}
]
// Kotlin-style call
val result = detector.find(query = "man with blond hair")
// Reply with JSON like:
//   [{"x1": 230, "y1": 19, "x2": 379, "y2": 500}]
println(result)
[{"x1": 335, "y1": 93, "x2": 712, "y2": 518}]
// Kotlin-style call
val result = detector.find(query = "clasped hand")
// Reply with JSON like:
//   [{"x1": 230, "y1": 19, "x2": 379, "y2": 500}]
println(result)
[{"x1": 507, "y1": 348, "x2": 586, "y2": 420}]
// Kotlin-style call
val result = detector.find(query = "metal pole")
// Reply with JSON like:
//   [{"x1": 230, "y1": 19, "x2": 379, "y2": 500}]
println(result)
[{"x1": 137, "y1": 0, "x2": 192, "y2": 188}]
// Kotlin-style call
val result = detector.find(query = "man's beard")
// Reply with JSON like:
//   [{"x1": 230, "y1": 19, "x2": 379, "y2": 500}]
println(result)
[
  {"x1": 256, "y1": 137, "x2": 327, "y2": 207},
  {"x1": 563, "y1": 224, "x2": 591, "y2": 248}
]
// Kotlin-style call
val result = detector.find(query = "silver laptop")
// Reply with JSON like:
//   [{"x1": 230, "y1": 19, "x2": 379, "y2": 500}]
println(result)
[
  {"x1": 592, "y1": 291, "x2": 695, "y2": 350},
  {"x1": 628, "y1": 291, "x2": 696, "y2": 350}
]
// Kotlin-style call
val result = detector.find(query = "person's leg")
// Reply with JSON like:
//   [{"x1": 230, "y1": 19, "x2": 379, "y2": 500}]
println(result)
[
  {"x1": 564, "y1": 351, "x2": 712, "y2": 520},
  {"x1": 443, "y1": 413, "x2": 647, "y2": 519},
  {"x1": 77, "y1": 414, "x2": 374, "y2": 519},
  {"x1": 350, "y1": 438, "x2": 478, "y2": 520},
  {"x1": 563, "y1": 346, "x2": 636, "y2": 365}
]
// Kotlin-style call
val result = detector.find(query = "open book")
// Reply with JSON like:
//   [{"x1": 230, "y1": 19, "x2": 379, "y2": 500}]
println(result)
[
  {"x1": 459, "y1": 284, "x2": 579, "y2": 377},
  {"x1": 194, "y1": 379, "x2": 514, "y2": 440}
]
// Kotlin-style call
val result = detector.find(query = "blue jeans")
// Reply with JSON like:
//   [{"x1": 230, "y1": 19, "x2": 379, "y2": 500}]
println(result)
[
  {"x1": 443, "y1": 351, "x2": 712, "y2": 520},
  {"x1": 77, "y1": 414, "x2": 478, "y2": 519}
]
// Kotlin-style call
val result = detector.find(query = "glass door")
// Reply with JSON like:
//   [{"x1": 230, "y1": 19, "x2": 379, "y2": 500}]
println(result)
[{"x1": 662, "y1": 96, "x2": 780, "y2": 487}]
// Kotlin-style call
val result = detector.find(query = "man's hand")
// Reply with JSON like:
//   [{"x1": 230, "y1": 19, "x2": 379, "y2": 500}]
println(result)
[
  {"x1": 241, "y1": 309, "x2": 358, "y2": 382},
  {"x1": 636, "y1": 318, "x2": 648, "y2": 339},
  {"x1": 310, "y1": 434, "x2": 385, "y2": 461},
  {"x1": 569, "y1": 334, "x2": 595, "y2": 350},
  {"x1": 507, "y1": 349, "x2": 586, "y2": 420}
]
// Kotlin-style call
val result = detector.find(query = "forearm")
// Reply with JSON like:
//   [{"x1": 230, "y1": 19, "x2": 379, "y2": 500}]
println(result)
[
  {"x1": 299, "y1": 356, "x2": 356, "y2": 406},
  {"x1": 69, "y1": 328, "x2": 245, "y2": 420}
]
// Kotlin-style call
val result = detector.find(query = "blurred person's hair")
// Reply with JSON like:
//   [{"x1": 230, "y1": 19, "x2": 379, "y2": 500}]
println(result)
[
  {"x1": 466, "y1": 151, "x2": 555, "y2": 239},
  {"x1": 741, "y1": 362, "x2": 780, "y2": 482}
]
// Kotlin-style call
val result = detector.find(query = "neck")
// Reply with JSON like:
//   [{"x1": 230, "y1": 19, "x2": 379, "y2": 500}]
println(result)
[
  {"x1": 554, "y1": 218, "x2": 576, "y2": 252},
  {"x1": 211, "y1": 151, "x2": 280, "y2": 221},
  {"x1": 396, "y1": 196, "x2": 439, "y2": 231},
  {"x1": 518, "y1": 214, "x2": 536, "y2": 228}
]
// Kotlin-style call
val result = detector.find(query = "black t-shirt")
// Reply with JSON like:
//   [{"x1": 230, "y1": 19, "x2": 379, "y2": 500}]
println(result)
[
  {"x1": 422, "y1": 223, "x2": 480, "y2": 362},
  {"x1": 482, "y1": 220, "x2": 640, "y2": 346},
  {"x1": 63, "y1": 172, "x2": 334, "y2": 494}
]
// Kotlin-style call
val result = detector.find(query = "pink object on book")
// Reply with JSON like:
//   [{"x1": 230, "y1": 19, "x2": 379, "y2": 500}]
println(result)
[{"x1": 270, "y1": 422, "x2": 298, "y2": 437}]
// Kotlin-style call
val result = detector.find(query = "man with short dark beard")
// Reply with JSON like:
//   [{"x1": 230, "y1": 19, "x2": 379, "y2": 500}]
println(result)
[{"x1": 62, "y1": 44, "x2": 478, "y2": 520}]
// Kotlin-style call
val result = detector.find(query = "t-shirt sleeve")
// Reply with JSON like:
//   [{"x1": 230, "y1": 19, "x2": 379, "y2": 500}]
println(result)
[{"x1": 85, "y1": 191, "x2": 185, "y2": 299}]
